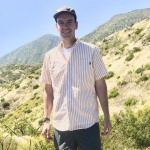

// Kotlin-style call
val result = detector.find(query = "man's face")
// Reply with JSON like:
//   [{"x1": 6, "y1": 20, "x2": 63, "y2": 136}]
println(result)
[{"x1": 56, "y1": 12, "x2": 78, "y2": 39}]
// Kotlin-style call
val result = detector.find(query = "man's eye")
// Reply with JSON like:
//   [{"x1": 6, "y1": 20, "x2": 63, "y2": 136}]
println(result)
[{"x1": 59, "y1": 23, "x2": 63, "y2": 25}]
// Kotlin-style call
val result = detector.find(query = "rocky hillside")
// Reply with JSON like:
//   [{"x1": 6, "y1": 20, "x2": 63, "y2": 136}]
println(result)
[
  {"x1": 81, "y1": 8, "x2": 150, "y2": 44},
  {"x1": 0, "y1": 34, "x2": 61, "y2": 67}
]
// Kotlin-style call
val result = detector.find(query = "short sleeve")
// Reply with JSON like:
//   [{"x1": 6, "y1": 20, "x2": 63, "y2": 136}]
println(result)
[
  {"x1": 39, "y1": 54, "x2": 52, "y2": 85},
  {"x1": 93, "y1": 47, "x2": 108, "y2": 81}
]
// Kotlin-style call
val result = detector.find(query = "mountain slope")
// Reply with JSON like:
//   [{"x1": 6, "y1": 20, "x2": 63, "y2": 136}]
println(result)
[
  {"x1": 80, "y1": 8, "x2": 150, "y2": 44},
  {"x1": 0, "y1": 34, "x2": 61, "y2": 67}
]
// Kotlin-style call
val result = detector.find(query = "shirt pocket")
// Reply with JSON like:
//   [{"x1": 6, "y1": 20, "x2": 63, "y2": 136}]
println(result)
[{"x1": 77, "y1": 58, "x2": 94, "y2": 82}]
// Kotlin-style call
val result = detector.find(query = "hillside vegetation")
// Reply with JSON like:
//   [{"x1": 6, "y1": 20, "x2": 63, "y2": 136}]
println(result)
[
  {"x1": 0, "y1": 34, "x2": 61, "y2": 67},
  {"x1": 81, "y1": 8, "x2": 150, "y2": 44},
  {"x1": 0, "y1": 17, "x2": 150, "y2": 150}
]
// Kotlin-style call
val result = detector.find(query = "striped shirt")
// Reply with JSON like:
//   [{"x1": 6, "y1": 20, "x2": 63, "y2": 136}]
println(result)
[{"x1": 39, "y1": 38, "x2": 108, "y2": 131}]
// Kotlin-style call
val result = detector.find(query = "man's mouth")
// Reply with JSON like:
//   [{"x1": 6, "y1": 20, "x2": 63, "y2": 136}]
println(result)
[{"x1": 63, "y1": 31, "x2": 71, "y2": 34}]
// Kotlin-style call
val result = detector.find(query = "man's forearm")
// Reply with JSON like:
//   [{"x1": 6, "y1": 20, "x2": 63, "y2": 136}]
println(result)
[
  {"x1": 95, "y1": 79, "x2": 110, "y2": 118},
  {"x1": 44, "y1": 84, "x2": 54, "y2": 119}
]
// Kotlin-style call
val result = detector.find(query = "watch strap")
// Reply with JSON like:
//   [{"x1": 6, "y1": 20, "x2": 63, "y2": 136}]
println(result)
[{"x1": 43, "y1": 117, "x2": 50, "y2": 122}]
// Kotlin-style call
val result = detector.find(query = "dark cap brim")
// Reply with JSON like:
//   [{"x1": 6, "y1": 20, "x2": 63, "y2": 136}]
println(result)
[{"x1": 53, "y1": 11, "x2": 77, "y2": 21}]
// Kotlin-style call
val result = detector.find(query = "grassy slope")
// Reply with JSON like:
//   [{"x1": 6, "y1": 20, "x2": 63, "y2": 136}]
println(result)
[{"x1": 0, "y1": 18, "x2": 150, "y2": 149}]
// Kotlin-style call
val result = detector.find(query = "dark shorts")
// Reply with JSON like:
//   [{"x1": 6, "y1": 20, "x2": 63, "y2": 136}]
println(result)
[{"x1": 54, "y1": 122, "x2": 101, "y2": 150}]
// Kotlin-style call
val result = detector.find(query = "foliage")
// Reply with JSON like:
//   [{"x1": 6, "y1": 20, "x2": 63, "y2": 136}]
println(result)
[
  {"x1": 2, "y1": 102, "x2": 10, "y2": 108},
  {"x1": 135, "y1": 68, "x2": 144, "y2": 74},
  {"x1": 144, "y1": 64, "x2": 150, "y2": 70},
  {"x1": 80, "y1": 9, "x2": 150, "y2": 44},
  {"x1": 108, "y1": 64, "x2": 111, "y2": 67},
  {"x1": 136, "y1": 74, "x2": 148, "y2": 83},
  {"x1": 38, "y1": 119, "x2": 43, "y2": 126},
  {"x1": 24, "y1": 109, "x2": 32, "y2": 113},
  {"x1": 117, "y1": 80, "x2": 127, "y2": 86},
  {"x1": 147, "y1": 36, "x2": 150, "y2": 42},
  {"x1": 33, "y1": 84, "x2": 39, "y2": 89},
  {"x1": 119, "y1": 44, "x2": 128, "y2": 51},
  {"x1": 117, "y1": 76, "x2": 120, "y2": 79},
  {"x1": 0, "y1": 112, "x2": 5, "y2": 119},
  {"x1": 125, "y1": 52, "x2": 134, "y2": 61},
  {"x1": 1, "y1": 98, "x2": 5, "y2": 102},
  {"x1": 105, "y1": 71, "x2": 114, "y2": 79},
  {"x1": 124, "y1": 98, "x2": 137, "y2": 106},
  {"x1": 135, "y1": 28, "x2": 142, "y2": 34},
  {"x1": 15, "y1": 84, "x2": 20, "y2": 89},
  {"x1": 108, "y1": 87, "x2": 119, "y2": 99},
  {"x1": 133, "y1": 47, "x2": 141, "y2": 52}
]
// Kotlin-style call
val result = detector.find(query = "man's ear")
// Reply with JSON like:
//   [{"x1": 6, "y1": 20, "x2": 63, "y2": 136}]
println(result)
[
  {"x1": 75, "y1": 21, "x2": 78, "y2": 30},
  {"x1": 56, "y1": 23, "x2": 59, "y2": 32}
]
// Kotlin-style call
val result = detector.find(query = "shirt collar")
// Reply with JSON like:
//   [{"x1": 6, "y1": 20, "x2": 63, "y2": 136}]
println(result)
[{"x1": 57, "y1": 37, "x2": 80, "y2": 52}]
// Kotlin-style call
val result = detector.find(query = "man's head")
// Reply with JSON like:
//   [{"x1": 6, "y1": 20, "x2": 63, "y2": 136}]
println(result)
[
  {"x1": 53, "y1": 7, "x2": 77, "y2": 23},
  {"x1": 54, "y1": 7, "x2": 78, "y2": 39}
]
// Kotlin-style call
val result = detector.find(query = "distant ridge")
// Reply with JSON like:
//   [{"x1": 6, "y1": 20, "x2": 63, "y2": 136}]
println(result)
[
  {"x1": 80, "y1": 8, "x2": 150, "y2": 44},
  {"x1": 0, "y1": 34, "x2": 61, "y2": 67}
]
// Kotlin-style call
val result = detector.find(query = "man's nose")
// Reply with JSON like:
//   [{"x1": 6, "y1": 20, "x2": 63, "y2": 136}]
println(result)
[{"x1": 63, "y1": 23, "x2": 69, "y2": 28}]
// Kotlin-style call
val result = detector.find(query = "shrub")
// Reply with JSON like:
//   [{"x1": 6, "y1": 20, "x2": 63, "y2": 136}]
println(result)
[
  {"x1": 124, "y1": 98, "x2": 137, "y2": 106},
  {"x1": 38, "y1": 119, "x2": 43, "y2": 126},
  {"x1": 0, "y1": 112, "x2": 5, "y2": 118},
  {"x1": 105, "y1": 71, "x2": 114, "y2": 79},
  {"x1": 128, "y1": 70, "x2": 132, "y2": 74},
  {"x1": 133, "y1": 47, "x2": 141, "y2": 52},
  {"x1": 2, "y1": 102, "x2": 10, "y2": 108},
  {"x1": 135, "y1": 28, "x2": 142, "y2": 34},
  {"x1": 144, "y1": 64, "x2": 150, "y2": 70},
  {"x1": 35, "y1": 76, "x2": 39, "y2": 79},
  {"x1": 108, "y1": 87, "x2": 119, "y2": 99},
  {"x1": 33, "y1": 84, "x2": 39, "y2": 89},
  {"x1": 136, "y1": 74, "x2": 148, "y2": 83},
  {"x1": 115, "y1": 51, "x2": 120, "y2": 55},
  {"x1": 1, "y1": 98, "x2": 5, "y2": 102},
  {"x1": 117, "y1": 80, "x2": 127, "y2": 86},
  {"x1": 15, "y1": 84, "x2": 20, "y2": 89},
  {"x1": 135, "y1": 68, "x2": 144, "y2": 74},
  {"x1": 119, "y1": 44, "x2": 128, "y2": 51},
  {"x1": 24, "y1": 109, "x2": 32, "y2": 113},
  {"x1": 108, "y1": 64, "x2": 111, "y2": 67},
  {"x1": 147, "y1": 36, "x2": 150, "y2": 42},
  {"x1": 117, "y1": 76, "x2": 120, "y2": 79},
  {"x1": 125, "y1": 52, "x2": 134, "y2": 61}
]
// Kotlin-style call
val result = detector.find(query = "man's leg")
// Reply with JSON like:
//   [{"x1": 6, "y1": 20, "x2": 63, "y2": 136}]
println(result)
[
  {"x1": 74, "y1": 122, "x2": 102, "y2": 150},
  {"x1": 53, "y1": 128, "x2": 77, "y2": 150}
]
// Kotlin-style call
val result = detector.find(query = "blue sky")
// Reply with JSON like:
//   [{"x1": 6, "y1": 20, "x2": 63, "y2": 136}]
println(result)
[{"x1": 0, "y1": 0, "x2": 150, "y2": 57}]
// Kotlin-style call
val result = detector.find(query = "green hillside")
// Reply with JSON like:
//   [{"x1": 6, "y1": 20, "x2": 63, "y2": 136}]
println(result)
[
  {"x1": 80, "y1": 8, "x2": 150, "y2": 44},
  {"x1": 0, "y1": 34, "x2": 61, "y2": 67},
  {"x1": 0, "y1": 18, "x2": 150, "y2": 150}
]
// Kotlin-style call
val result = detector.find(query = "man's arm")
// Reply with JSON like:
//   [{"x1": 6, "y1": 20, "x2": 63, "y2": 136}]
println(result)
[
  {"x1": 44, "y1": 84, "x2": 54, "y2": 121},
  {"x1": 95, "y1": 77, "x2": 113, "y2": 136}
]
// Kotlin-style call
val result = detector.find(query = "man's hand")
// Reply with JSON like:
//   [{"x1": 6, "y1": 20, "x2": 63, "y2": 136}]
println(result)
[
  {"x1": 101, "y1": 117, "x2": 113, "y2": 136},
  {"x1": 42, "y1": 121, "x2": 53, "y2": 141}
]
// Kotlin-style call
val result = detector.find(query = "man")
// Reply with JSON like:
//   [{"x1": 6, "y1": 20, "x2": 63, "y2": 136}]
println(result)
[{"x1": 39, "y1": 6, "x2": 112, "y2": 150}]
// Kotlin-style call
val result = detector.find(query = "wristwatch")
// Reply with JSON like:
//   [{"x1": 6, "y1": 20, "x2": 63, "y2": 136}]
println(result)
[{"x1": 43, "y1": 117, "x2": 50, "y2": 122}]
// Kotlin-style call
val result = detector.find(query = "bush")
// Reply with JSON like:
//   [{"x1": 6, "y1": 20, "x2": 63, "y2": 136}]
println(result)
[
  {"x1": 144, "y1": 64, "x2": 150, "y2": 70},
  {"x1": 119, "y1": 44, "x2": 128, "y2": 51},
  {"x1": 2, "y1": 102, "x2": 10, "y2": 108},
  {"x1": 24, "y1": 109, "x2": 32, "y2": 113},
  {"x1": 0, "y1": 112, "x2": 5, "y2": 118},
  {"x1": 117, "y1": 80, "x2": 127, "y2": 86},
  {"x1": 135, "y1": 68, "x2": 144, "y2": 74},
  {"x1": 136, "y1": 74, "x2": 148, "y2": 83},
  {"x1": 117, "y1": 76, "x2": 120, "y2": 79},
  {"x1": 108, "y1": 87, "x2": 119, "y2": 99},
  {"x1": 133, "y1": 47, "x2": 141, "y2": 52},
  {"x1": 147, "y1": 36, "x2": 150, "y2": 42},
  {"x1": 33, "y1": 84, "x2": 39, "y2": 89},
  {"x1": 135, "y1": 28, "x2": 142, "y2": 34},
  {"x1": 108, "y1": 64, "x2": 111, "y2": 67},
  {"x1": 35, "y1": 76, "x2": 39, "y2": 79},
  {"x1": 15, "y1": 84, "x2": 20, "y2": 89},
  {"x1": 105, "y1": 71, "x2": 114, "y2": 79},
  {"x1": 1, "y1": 98, "x2": 5, "y2": 102},
  {"x1": 124, "y1": 98, "x2": 137, "y2": 106},
  {"x1": 115, "y1": 51, "x2": 120, "y2": 55},
  {"x1": 38, "y1": 119, "x2": 43, "y2": 126},
  {"x1": 125, "y1": 52, "x2": 134, "y2": 61}
]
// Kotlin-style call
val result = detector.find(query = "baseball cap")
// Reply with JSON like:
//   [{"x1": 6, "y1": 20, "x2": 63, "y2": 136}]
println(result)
[{"x1": 53, "y1": 6, "x2": 77, "y2": 22}]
